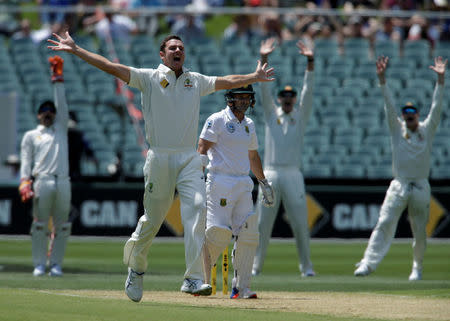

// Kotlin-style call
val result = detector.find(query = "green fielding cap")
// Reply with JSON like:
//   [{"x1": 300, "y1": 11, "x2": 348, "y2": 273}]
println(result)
[{"x1": 278, "y1": 85, "x2": 297, "y2": 97}]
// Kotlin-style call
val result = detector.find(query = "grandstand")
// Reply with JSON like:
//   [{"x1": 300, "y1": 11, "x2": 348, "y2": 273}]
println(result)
[{"x1": 1, "y1": 33, "x2": 449, "y2": 180}]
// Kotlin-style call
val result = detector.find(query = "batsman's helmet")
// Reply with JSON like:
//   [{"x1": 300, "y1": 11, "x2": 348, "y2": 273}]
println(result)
[{"x1": 225, "y1": 84, "x2": 256, "y2": 108}]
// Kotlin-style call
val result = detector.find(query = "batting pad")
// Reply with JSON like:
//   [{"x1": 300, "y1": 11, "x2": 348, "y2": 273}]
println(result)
[
  {"x1": 30, "y1": 221, "x2": 49, "y2": 267},
  {"x1": 49, "y1": 222, "x2": 71, "y2": 267},
  {"x1": 232, "y1": 215, "x2": 259, "y2": 291},
  {"x1": 205, "y1": 226, "x2": 232, "y2": 267}
]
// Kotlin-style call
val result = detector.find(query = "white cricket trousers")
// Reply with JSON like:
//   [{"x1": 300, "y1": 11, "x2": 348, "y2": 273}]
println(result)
[
  {"x1": 124, "y1": 148, "x2": 207, "y2": 280},
  {"x1": 206, "y1": 173, "x2": 254, "y2": 234},
  {"x1": 361, "y1": 178, "x2": 430, "y2": 271},
  {"x1": 31, "y1": 175, "x2": 71, "y2": 266},
  {"x1": 253, "y1": 166, "x2": 312, "y2": 273}
]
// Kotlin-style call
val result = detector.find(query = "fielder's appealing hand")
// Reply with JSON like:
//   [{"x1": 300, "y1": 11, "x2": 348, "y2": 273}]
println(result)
[
  {"x1": 18, "y1": 178, "x2": 34, "y2": 203},
  {"x1": 258, "y1": 179, "x2": 275, "y2": 207},
  {"x1": 49, "y1": 55, "x2": 64, "y2": 82}
]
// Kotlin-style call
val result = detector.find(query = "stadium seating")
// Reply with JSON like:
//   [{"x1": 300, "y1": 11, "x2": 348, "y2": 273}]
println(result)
[{"x1": 5, "y1": 32, "x2": 447, "y2": 180}]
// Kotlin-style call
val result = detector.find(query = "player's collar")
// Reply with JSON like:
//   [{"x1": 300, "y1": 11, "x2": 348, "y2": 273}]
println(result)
[
  {"x1": 276, "y1": 106, "x2": 295, "y2": 117},
  {"x1": 401, "y1": 122, "x2": 424, "y2": 140},
  {"x1": 37, "y1": 124, "x2": 54, "y2": 132},
  {"x1": 157, "y1": 63, "x2": 187, "y2": 74},
  {"x1": 225, "y1": 106, "x2": 237, "y2": 121}
]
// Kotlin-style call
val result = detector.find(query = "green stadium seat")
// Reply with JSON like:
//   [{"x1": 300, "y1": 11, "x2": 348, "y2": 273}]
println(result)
[
  {"x1": 335, "y1": 163, "x2": 365, "y2": 178},
  {"x1": 303, "y1": 164, "x2": 332, "y2": 178},
  {"x1": 352, "y1": 114, "x2": 380, "y2": 128},
  {"x1": 367, "y1": 165, "x2": 392, "y2": 179},
  {"x1": 224, "y1": 42, "x2": 252, "y2": 58},
  {"x1": 314, "y1": 39, "x2": 339, "y2": 58},
  {"x1": 434, "y1": 41, "x2": 450, "y2": 58},
  {"x1": 385, "y1": 66, "x2": 413, "y2": 81},
  {"x1": 80, "y1": 159, "x2": 98, "y2": 176},
  {"x1": 203, "y1": 64, "x2": 232, "y2": 76},
  {"x1": 364, "y1": 134, "x2": 390, "y2": 147},
  {"x1": 374, "y1": 40, "x2": 400, "y2": 58},
  {"x1": 304, "y1": 133, "x2": 330, "y2": 150},
  {"x1": 317, "y1": 144, "x2": 349, "y2": 157},
  {"x1": 403, "y1": 40, "x2": 430, "y2": 54},
  {"x1": 414, "y1": 69, "x2": 438, "y2": 82}
]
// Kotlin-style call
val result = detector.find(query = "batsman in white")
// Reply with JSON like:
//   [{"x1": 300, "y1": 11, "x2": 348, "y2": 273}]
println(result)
[
  {"x1": 198, "y1": 85, "x2": 275, "y2": 299},
  {"x1": 252, "y1": 38, "x2": 315, "y2": 277},
  {"x1": 19, "y1": 55, "x2": 71, "y2": 277},
  {"x1": 354, "y1": 56, "x2": 447, "y2": 281},
  {"x1": 48, "y1": 32, "x2": 274, "y2": 302}
]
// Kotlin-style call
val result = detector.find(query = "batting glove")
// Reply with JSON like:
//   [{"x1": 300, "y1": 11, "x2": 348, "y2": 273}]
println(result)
[
  {"x1": 18, "y1": 178, "x2": 34, "y2": 203},
  {"x1": 258, "y1": 179, "x2": 275, "y2": 207},
  {"x1": 49, "y1": 55, "x2": 64, "y2": 83}
]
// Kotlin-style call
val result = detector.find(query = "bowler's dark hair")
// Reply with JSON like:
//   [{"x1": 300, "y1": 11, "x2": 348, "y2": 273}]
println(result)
[{"x1": 160, "y1": 35, "x2": 183, "y2": 52}]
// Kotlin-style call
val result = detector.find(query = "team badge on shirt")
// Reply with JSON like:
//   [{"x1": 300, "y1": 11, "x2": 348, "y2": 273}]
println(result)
[
  {"x1": 148, "y1": 182, "x2": 153, "y2": 193},
  {"x1": 226, "y1": 121, "x2": 236, "y2": 133},
  {"x1": 220, "y1": 198, "x2": 227, "y2": 207},
  {"x1": 184, "y1": 78, "x2": 193, "y2": 88},
  {"x1": 160, "y1": 79, "x2": 169, "y2": 88},
  {"x1": 245, "y1": 125, "x2": 249, "y2": 134},
  {"x1": 207, "y1": 120, "x2": 212, "y2": 129}
]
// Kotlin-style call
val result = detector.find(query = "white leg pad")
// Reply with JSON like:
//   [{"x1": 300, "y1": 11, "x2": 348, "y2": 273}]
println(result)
[
  {"x1": 205, "y1": 226, "x2": 232, "y2": 269},
  {"x1": 30, "y1": 221, "x2": 49, "y2": 267},
  {"x1": 232, "y1": 215, "x2": 259, "y2": 291},
  {"x1": 49, "y1": 222, "x2": 71, "y2": 267}
]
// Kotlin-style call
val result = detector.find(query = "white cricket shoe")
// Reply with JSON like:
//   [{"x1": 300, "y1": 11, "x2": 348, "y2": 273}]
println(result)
[
  {"x1": 49, "y1": 264, "x2": 63, "y2": 277},
  {"x1": 230, "y1": 287, "x2": 257, "y2": 299},
  {"x1": 33, "y1": 265, "x2": 45, "y2": 277},
  {"x1": 180, "y1": 278, "x2": 212, "y2": 296},
  {"x1": 354, "y1": 262, "x2": 372, "y2": 276},
  {"x1": 251, "y1": 268, "x2": 260, "y2": 276},
  {"x1": 125, "y1": 268, "x2": 144, "y2": 302},
  {"x1": 302, "y1": 268, "x2": 316, "y2": 277},
  {"x1": 408, "y1": 268, "x2": 422, "y2": 281}
]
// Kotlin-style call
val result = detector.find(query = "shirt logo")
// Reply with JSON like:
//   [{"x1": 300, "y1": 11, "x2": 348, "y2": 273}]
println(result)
[
  {"x1": 160, "y1": 79, "x2": 169, "y2": 88},
  {"x1": 277, "y1": 118, "x2": 281, "y2": 125},
  {"x1": 148, "y1": 182, "x2": 153, "y2": 193},
  {"x1": 245, "y1": 125, "x2": 249, "y2": 134},
  {"x1": 184, "y1": 78, "x2": 193, "y2": 88},
  {"x1": 226, "y1": 121, "x2": 236, "y2": 133},
  {"x1": 220, "y1": 198, "x2": 227, "y2": 207},
  {"x1": 207, "y1": 120, "x2": 212, "y2": 129}
]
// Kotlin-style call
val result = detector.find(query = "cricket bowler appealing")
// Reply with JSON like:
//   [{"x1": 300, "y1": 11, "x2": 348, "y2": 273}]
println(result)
[{"x1": 48, "y1": 32, "x2": 275, "y2": 302}]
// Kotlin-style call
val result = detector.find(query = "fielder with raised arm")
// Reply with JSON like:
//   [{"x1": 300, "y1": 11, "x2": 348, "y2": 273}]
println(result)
[
  {"x1": 19, "y1": 55, "x2": 72, "y2": 277},
  {"x1": 48, "y1": 32, "x2": 274, "y2": 302},
  {"x1": 252, "y1": 38, "x2": 315, "y2": 277},
  {"x1": 198, "y1": 85, "x2": 274, "y2": 299},
  {"x1": 354, "y1": 56, "x2": 447, "y2": 281}
]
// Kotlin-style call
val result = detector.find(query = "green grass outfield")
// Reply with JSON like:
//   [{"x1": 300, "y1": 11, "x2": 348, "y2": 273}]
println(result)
[{"x1": 0, "y1": 237, "x2": 449, "y2": 321}]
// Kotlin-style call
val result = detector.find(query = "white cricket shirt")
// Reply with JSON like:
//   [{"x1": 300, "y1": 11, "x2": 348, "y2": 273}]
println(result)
[
  {"x1": 260, "y1": 71, "x2": 314, "y2": 168},
  {"x1": 20, "y1": 83, "x2": 69, "y2": 179},
  {"x1": 381, "y1": 83, "x2": 444, "y2": 180},
  {"x1": 200, "y1": 107, "x2": 258, "y2": 176},
  {"x1": 128, "y1": 64, "x2": 216, "y2": 149}
]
